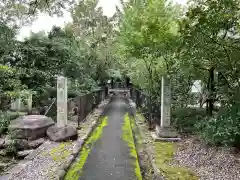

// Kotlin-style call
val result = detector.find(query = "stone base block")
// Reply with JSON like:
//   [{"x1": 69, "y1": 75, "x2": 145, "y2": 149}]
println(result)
[
  {"x1": 151, "y1": 132, "x2": 181, "y2": 142},
  {"x1": 153, "y1": 126, "x2": 181, "y2": 142},
  {"x1": 156, "y1": 126, "x2": 179, "y2": 138},
  {"x1": 47, "y1": 125, "x2": 78, "y2": 142}
]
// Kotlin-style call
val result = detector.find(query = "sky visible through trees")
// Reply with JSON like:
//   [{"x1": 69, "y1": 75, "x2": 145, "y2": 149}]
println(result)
[
  {"x1": 0, "y1": 0, "x2": 240, "y2": 149},
  {"x1": 18, "y1": 0, "x2": 188, "y2": 40}
]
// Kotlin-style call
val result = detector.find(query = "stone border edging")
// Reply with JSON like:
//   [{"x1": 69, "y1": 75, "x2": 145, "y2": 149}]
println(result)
[
  {"x1": 134, "y1": 113, "x2": 164, "y2": 180},
  {"x1": 127, "y1": 98, "x2": 157, "y2": 180},
  {"x1": 57, "y1": 98, "x2": 110, "y2": 180},
  {"x1": 1, "y1": 99, "x2": 110, "y2": 180},
  {"x1": 128, "y1": 98, "x2": 163, "y2": 179}
]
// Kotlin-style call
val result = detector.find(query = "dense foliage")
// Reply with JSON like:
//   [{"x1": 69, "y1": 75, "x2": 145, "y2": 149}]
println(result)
[
  {"x1": 0, "y1": 0, "x2": 118, "y2": 109},
  {"x1": 1, "y1": 0, "x2": 240, "y2": 147},
  {"x1": 118, "y1": 0, "x2": 240, "y2": 147}
]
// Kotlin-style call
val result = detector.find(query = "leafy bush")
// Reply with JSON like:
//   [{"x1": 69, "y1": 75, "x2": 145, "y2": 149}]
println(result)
[
  {"x1": 172, "y1": 108, "x2": 206, "y2": 133},
  {"x1": 68, "y1": 90, "x2": 83, "y2": 98},
  {"x1": 0, "y1": 111, "x2": 23, "y2": 135},
  {"x1": 5, "y1": 130, "x2": 18, "y2": 156},
  {"x1": 5, "y1": 140, "x2": 17, "y2": 156},
  {"x1": 7, "y1": 111, "x2": 24, "y2": 120},
  {"x1": 0, "y1": 112, "x2": 11, "y2": 135},
  {"x1": 195, "y1": 103, "x2": 240, "y2": 146}
]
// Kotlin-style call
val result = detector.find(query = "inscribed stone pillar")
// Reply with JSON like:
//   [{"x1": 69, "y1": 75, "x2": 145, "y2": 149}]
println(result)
[
  {"x1": 153, "y1": 76, "x2": 179, "y2": 140},
  {"x1": 57, "y1": 76, "x2": 68, "y2": 127},
  {"x1": 160, "y1": 76, "x2": 171, "y2": 128}
]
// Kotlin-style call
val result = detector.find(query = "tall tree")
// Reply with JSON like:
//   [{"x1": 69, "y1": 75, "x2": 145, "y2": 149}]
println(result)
[
  {"x1": 180, "y1": 0, "x2": 240, "y2": 114},
  {"x1": 70, "y1": 0, "x2": 117, "y2": 84},
  {"x1": 0, "y1": 0, "x2": 74, "y2": 25}
]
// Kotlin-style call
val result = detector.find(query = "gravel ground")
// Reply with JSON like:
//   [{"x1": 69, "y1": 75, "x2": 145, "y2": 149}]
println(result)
[
  {"x1": 4, "y1": 100, "x2": 109, "y2": 180},
  {"x1": 9, "y1": 141, "x2": 75, "y2": 180},
  {"x1": 172, "y1": 136, "x2": 240, "y2": 180},
  {"x1": 135, "y1": 114, "x2": 240, "y2": 180}
]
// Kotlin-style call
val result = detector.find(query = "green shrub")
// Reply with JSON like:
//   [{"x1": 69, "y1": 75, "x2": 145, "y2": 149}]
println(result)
[
  {"x1": 68, "y1": 90, "x2": 83, "y2": 98},
  {"x1": 7, "y1": 111, "x2": 25, "y2": 120},
  {"x1": 171, "y1": 108, "x2": 206, "y2": 133},
  {"x1": 5, "y1": 139, "x2": 17, "y2": 156},
  {"x1": 0, "y1": 112, "x2": 11, "y2": 135},
  {"x1": 195, "y1": 103, "x2": 240, "y2": 146},
  {"x1": 5, "y1": 130, "x2": 18, "y2": 156},
  {"x1": 0, "y1": 111, "x2": 24, "y2": 135}
]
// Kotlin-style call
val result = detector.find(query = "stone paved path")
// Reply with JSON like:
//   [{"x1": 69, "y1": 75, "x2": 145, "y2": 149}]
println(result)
[{"x1": 72, "y1": 96, "x2": 139, "y2": 180}]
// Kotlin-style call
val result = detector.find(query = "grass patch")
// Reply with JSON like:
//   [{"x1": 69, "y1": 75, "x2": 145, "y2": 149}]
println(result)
[
  {"x1": 64, "y1": 116, "x2": 108, "y2": 180},
  {"x1": 154, "y1": 142, "x2": 198, "y2": 180},
  {"x1": 136, "y1": 112, "x2": 199, "y2": 180},
  {"x1": 41, "y1": 142, "x2": 72, "y2": 162},
  {"x1": 130, "y1": 115, "x2": 154, "y2": 180},
  {"x1": 40, "y1": 142, "x2": 73, "y2": 179},
  {"x1": 122, "y1": 113, "x2": 142, "y2": 180},
  {"x1": 48, "y1": 142, "x2": 72, "y2": 161}
]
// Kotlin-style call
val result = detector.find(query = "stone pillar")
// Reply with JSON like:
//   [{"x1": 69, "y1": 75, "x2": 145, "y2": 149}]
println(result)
[
  {"x1": 57, "y1": 76, "x2": 68, "y2": 127},
  {"x1": 11, "y1": 98, "x2": 22, "y2": 111},
  {"x1": 160, "y1": 76, "x2": 171, "y2": 128},
  {"x1": 46, "y1": 76, "x2": 78, "y2": 142},
  {"x1": 10, "y1": 100, "x2": 15, "y2": 110},
  {"x1": 27, "y1": 92, "x2": 33, "y2": 112},
  {"x1": 154, "y1": 76, "x2": 179, "y2": 140}
]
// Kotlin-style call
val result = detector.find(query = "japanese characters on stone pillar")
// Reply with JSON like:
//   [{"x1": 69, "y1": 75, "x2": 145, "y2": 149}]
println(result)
[
  {"x1": 57, "y1": 76, "x2": 68, "y2": 127},
  {"x1": 160, "y1": 76, "x2": 171, "y2": 128}
]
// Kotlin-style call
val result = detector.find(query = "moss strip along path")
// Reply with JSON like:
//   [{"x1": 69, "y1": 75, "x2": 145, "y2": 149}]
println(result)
[
  {"x1": 65, "y1": 97, "x2": 142, "y2": 180},
  {"x1": 64, "y1": 116, "x2": 108, "y2": 180},
  {"x1": 122, "y1": 113, "x2": 142, "y2": 180}
]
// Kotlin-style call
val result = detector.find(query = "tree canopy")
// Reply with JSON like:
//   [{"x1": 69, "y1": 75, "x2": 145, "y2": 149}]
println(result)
[{"x1": 1, "y1": 0, "x2": 240, "y2": 146}]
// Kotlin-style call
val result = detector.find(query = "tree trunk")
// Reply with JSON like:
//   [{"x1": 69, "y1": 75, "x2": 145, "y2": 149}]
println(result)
[
  {"x1": 148, "y1": 71, "x2": 154, "y2": 130},
  {"x1": 111, "y1": 77, "x2": 114, "y2": 89},
  {"x1": 207, "y1": 67, "x2": 215, "y2": 116},
  {"x1": 126, "y1": 77, "x2": 130, "y2": 88}
]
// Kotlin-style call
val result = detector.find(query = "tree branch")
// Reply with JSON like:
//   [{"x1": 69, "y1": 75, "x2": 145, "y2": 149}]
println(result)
[
  {"x1": 218, "y1": 71, "x2": 232, "y2": 89},
  {"x1": 29, "y1": 0, "x2": 38, "y2": 14},
  {"x1": 45, "y1": 0, "x2": 50, "y2": 9}
]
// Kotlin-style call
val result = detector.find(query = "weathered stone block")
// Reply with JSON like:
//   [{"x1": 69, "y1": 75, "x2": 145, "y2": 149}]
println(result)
[
  {"x1": 28, "y1": 138, "x2": 45, "y2": 148},
  {"x1": 155, "y1": 126, "x2": 178, "y2": 138},
  {"x1": 8, "y1": 115, "x2": 54, "y2": 140},
  {"x1": 4, "y1": 136, "x2": 28, "y2": 150},
  {"x1": 47, "y1": 125, "x2": 78, "y2": 142},
  {"x1": 17, "y1": 150, "x2": 34, "y2": 158}
]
